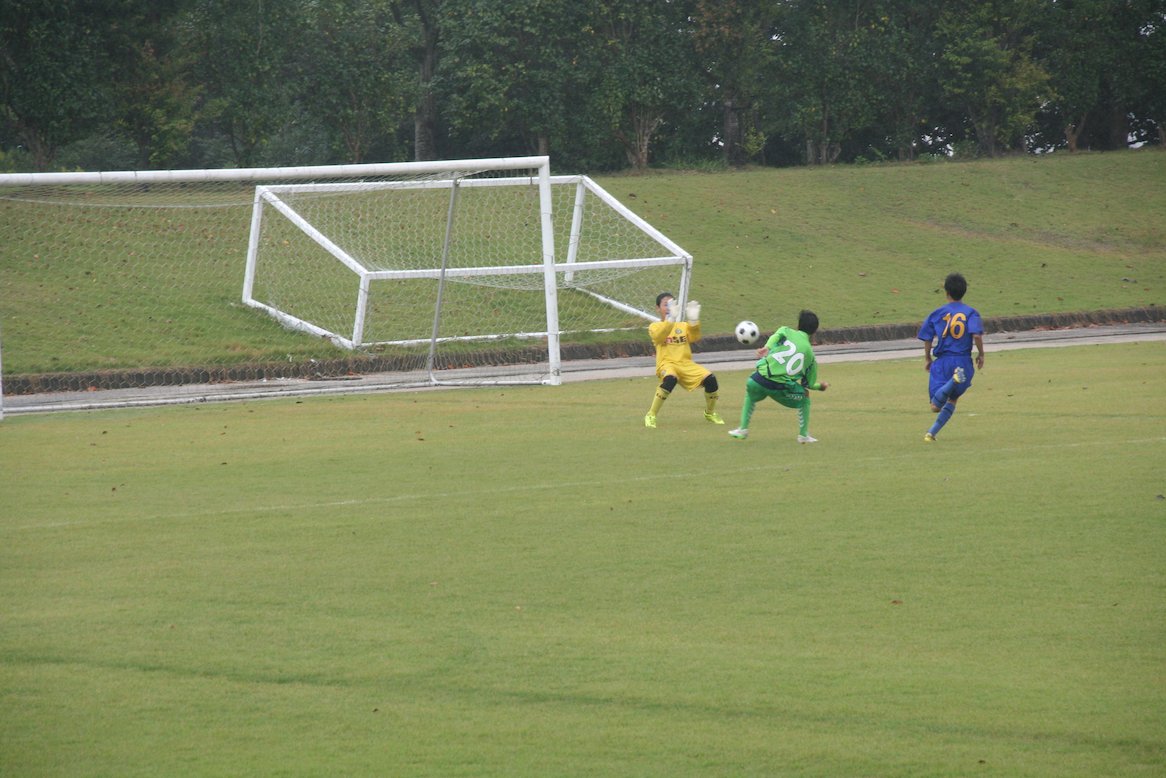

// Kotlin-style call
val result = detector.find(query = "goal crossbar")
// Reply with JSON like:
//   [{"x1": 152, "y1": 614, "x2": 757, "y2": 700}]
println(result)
[{"x1": 0, "y1": 156, "x2": 551, "y2": 188}]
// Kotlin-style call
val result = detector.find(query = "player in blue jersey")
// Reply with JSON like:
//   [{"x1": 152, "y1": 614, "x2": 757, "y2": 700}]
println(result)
[{"x1": 918, "y1": 273, "x2": 985, "y2": 442}]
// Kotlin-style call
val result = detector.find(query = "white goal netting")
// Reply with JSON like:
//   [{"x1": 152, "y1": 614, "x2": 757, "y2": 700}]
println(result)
[{"x1": 0, "y1": 157, "x2": 691, "y2": 411}]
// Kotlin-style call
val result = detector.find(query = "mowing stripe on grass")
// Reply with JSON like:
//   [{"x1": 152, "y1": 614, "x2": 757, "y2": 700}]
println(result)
[{"x1": 9, "y1": 433, "x2": 1164, "y2": 533}]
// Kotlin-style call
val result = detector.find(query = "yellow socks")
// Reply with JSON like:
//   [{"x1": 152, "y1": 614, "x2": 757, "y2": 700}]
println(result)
[{"x1": 649, "y1": 387, "x2": 670, "y2": 416}]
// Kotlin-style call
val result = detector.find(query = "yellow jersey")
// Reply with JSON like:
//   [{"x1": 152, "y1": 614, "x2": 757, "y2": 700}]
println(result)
[{"x1": 649, "y1": 319, "x2": 709, "y2": 389}]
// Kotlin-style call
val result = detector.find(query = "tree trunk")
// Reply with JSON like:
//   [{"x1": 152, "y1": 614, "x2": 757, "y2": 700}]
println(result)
[
  {"x1": 1065, "y1": 115, "x2": 1086, "y2": 152},
  {"x1": 413, "y1": 40, "x2": 438, "y2": 160},
  {"x1": 15, "y1": 120, "x2": 53, "y2": 170},
  {"x1": 1106, "y1": 107, "x2": 1128, "y2": 150},
  {"x1": 897, "y1": 136, "x2": 916, "y2": 161},
  {"x1": 722, "y1": 95, "x2": 745, "y2": 166},
  {"x1": 388, "y1": 0, "x2": 440, "y2": 159},
  {"x1": 976, "y1": 124, "x2": 998, "y2": 156},
  {"x1": 412, "y1": 11, "x2": 439, "y2": 161},
  {"x1": 817, "y1": 109, "x2": 831, "y2": 164},
  {"x1": 615, "y1": 110, "x2": 661, "y2": 170},
  {"x1": 414, "y1": 92, "x2": 436, "y2": 161}
]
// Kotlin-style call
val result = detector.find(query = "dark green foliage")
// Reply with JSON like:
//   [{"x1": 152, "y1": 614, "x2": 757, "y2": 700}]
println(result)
[{"x1": 1, "y1": 0, "x2": 1162, "y2": 173}]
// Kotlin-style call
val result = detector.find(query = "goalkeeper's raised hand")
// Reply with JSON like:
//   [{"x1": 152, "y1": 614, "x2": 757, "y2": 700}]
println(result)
[{"x1": 685, "y1": 300, "x2": 701, "y2": 321}]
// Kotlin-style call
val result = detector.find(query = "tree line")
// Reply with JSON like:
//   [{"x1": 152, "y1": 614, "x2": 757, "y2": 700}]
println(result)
[{"x1": 2, "y1": 0, "x2": 1163, "y2": 174}]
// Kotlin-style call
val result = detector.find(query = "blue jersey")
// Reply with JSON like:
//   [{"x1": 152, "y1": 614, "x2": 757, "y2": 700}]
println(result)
[{"x1": 917, "y1": 301, "x2": 982, "y2": 357}]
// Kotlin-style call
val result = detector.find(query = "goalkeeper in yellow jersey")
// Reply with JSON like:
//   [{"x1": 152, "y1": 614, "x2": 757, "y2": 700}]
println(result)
[{"x1": 644, "y1": 292, "x2": 724, "y2": 428}]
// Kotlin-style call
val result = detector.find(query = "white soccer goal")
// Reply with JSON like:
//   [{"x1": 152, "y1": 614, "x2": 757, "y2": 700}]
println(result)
[
  {"x1": 242, "y1": 158, "x2": 692, "y2": 386},
  {"x1": 0, "y1": 156, "x2": 691, "y2": 413}
]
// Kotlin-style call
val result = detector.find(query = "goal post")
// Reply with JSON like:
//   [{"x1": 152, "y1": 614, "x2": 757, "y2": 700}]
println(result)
[
  {"x1": 0, "y1": 156, "x2": 692, "y2": 410},
  {"x1": 241, "y1": 158, "x2": 693, "y2": 387},
  {"x1": 241, "y1": 157, "x2": 558, "y2": 351}
]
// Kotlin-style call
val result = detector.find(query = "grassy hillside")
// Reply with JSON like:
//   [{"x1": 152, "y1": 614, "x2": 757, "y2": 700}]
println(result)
[
  {"x1": 1, "y1": 150, "x2": 1162, "y2": 377},
  {"x1": 599, "y1": 149, "x2": 1165, "y2": 333}
]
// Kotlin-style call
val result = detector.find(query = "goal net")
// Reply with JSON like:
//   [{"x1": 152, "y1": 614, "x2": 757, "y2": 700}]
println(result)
[
  {"x1": 0, "y1": 156, "x2": 691, "y2": 413},
  {"x1": 243, "y1": 159, "x2": 692, "y2": 386}
]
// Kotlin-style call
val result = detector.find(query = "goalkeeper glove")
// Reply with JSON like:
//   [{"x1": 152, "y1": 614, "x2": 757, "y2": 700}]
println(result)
[
  {"x1": 665, "y1": 298, "x2": 679, "y2": 321},
  {"x1": 685, "y1": 300, "x2": 701, "y2": 321}
]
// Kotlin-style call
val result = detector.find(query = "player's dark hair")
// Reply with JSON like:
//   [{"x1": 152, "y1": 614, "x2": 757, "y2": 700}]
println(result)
[
  {"x1": 798, "y1": 309, "x2": 819, "y2": 335},
  {"x1": 945, "y1": 273, "x2": 968, "y2": 300},
  {"x1": 655, "y1": 292, "x2": 674, "y2": 307}
]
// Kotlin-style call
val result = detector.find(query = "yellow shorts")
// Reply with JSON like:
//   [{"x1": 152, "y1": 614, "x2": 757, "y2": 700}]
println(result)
[{"x1": 657, "y1": 360, "x2": 711, "y2": 391}]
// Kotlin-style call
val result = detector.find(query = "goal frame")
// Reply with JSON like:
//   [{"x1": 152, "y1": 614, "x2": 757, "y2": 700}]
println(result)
[{"x1": 240, "y1": 158, "x2": 693, "y2": 386}]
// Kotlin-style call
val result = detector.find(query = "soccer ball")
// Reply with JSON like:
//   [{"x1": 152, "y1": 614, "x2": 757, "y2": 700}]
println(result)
[{"x1": 735, "y1": 320, "x2": 760, "y2": 345}]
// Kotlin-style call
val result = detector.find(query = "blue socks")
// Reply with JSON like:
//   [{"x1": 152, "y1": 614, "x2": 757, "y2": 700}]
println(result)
[
  {"x1": 931, "y1": 378, "x2": 957, "y2": 409},
  {"x1": 928, "y1": 402, "x2": 955, "y2": 436}
]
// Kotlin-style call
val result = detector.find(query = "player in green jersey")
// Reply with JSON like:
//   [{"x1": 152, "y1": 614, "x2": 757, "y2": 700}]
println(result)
[{"x1": 728, "y1": 310, "x2": 829, "y2": 443}]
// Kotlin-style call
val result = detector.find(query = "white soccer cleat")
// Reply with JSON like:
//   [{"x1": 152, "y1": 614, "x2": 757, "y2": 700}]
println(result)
[
  {"x1": 953, "y1": 366, "x2": 966, "y2": 384},
  {"x1": 728, "y1": 428, "x2": 748, "y2": 439},
  {"x1": 797, "y1": 435, "x2": 818, "y2": 444}
]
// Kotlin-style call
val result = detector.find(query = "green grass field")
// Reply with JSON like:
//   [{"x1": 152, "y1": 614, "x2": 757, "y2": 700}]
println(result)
[{"x1": 2, "y1": 341, "x2": 1164, "y2": 776}]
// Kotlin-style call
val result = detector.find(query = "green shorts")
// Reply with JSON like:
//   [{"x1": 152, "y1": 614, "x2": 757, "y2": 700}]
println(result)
[{"x1": 746, "y1": 372, "x2": 806, "y2": 409}]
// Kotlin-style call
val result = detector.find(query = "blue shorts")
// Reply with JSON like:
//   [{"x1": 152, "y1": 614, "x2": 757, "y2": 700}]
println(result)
[{"x1": 929, "y1": 355, "x2": 974, "y2": 401}]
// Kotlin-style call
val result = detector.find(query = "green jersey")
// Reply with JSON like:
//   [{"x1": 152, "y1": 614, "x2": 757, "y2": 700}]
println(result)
[{"x1": 754, "y1": 326, "x2": 821, "y2": 390}]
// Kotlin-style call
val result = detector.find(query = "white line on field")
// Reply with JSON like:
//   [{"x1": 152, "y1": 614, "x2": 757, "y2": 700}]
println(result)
[
  {"x1": 8, "y1": 436, "x2": 1164, "y2": 532},
  {"x1": 11, "y1": 465, "x2": 774, "y2": 531}
]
